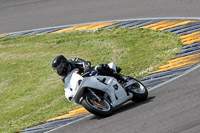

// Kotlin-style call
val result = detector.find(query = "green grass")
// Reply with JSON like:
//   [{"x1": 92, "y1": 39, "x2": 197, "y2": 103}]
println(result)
[{"x1": 0, "y1": 27, "x2": 182, "y2": 132}]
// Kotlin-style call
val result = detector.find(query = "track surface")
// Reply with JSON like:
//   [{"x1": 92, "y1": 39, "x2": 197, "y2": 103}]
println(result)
[
  {"x1": 1, "y1": 0, "x2": 200, "y2": 133},
  {"x1": 50, "y1": 65, "x2": 200, "y2": 133},
  {"x1": 1, "y1": 0, "x2": 200, "y2": 34}
]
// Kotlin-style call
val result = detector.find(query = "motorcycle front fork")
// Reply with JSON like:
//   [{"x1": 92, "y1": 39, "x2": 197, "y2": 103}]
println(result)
[{"x1": 88, "y1": 88, "x2": 102, "y2": 102}]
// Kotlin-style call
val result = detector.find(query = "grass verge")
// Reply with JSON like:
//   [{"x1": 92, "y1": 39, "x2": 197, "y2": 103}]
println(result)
[{"x1": 0, "y1": 27, "x2": 182, "y2": 132}]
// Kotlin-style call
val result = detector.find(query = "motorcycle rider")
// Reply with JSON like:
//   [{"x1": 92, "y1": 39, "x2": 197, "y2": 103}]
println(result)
[{"x1": 52, "y1": 55, "x2": 131, "y2": 84}]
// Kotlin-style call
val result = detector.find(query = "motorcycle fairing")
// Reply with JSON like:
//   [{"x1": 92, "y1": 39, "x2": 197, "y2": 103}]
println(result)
[
  {"x1": 64, "y1": 69, "x2": 83, "y2": 101},
  {"x1": 65, "y1": 70, "x2": 132, "y2": 107}
]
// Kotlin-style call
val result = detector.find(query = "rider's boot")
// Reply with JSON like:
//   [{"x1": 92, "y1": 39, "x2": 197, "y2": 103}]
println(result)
[{"x1": 113, "y1": 72, "x2": 132, "y2": 82}]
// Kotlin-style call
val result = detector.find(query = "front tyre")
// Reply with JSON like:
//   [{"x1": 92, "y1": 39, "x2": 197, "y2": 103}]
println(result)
[
  {"x1": 130, "y1": 78, "x2": 148, "y2": 102},
  {"x1": 81, "y1": 92, "x2": 113, "y2": 117}
]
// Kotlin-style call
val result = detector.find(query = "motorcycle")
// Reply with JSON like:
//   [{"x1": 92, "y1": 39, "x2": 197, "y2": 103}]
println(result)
[{"x1": 64, "y1": 62, "x2": 148, "y2": 117}]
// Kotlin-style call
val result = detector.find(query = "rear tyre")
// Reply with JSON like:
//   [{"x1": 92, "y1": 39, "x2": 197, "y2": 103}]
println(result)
[
  {"x1": 130, "y1": 78, "x2": 148, "y2": 102},
  {"x1": 81, "y1": 92, "x2": 113, "y2": 117}
]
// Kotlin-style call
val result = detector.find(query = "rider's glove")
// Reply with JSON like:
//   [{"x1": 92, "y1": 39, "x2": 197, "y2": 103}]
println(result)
[{"x1": 83, "y1": 61, "x2": 91, "y2": 73}]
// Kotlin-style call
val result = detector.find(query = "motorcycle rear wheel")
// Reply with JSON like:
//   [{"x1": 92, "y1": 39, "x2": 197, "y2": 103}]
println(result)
[
  {"x1": 81, "y1": 92, "x2": 113, "y2": 117},
  {"x1": 130, "y1": 78, "x2": 148, "y2": 102}
]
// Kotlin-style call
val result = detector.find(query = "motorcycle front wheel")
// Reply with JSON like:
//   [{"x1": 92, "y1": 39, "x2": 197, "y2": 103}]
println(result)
[
  {"x1": 81, "y1": 92, "x2": 113, "y2": 117},
  {"x1": 130, "y1": 78, "x2": 148, "y2": 102}
]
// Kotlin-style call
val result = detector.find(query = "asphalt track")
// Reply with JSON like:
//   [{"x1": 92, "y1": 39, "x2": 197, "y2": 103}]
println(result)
[
  {"x1": 1, "y1": 0, "x2": 200, "y2": 133},
  {"x1": 1, "y1": 0, "x2": 200, "y2": 34}
]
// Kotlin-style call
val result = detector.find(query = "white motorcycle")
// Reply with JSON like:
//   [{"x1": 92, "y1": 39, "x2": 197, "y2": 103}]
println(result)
[{"x1": 64, "y1": 62, "x2": 148, "y2": 117}]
